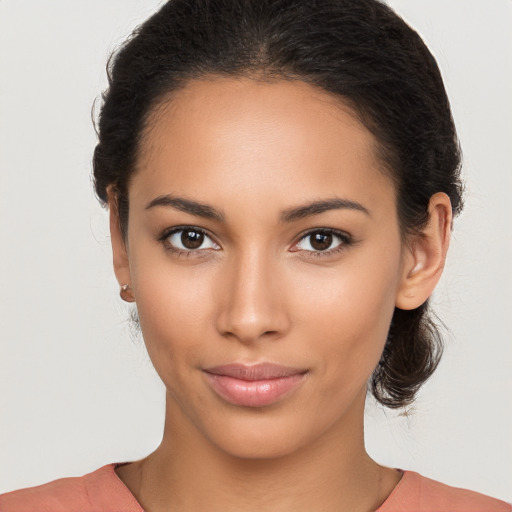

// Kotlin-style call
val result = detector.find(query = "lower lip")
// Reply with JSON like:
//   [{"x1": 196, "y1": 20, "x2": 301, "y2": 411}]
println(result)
[{"x1": 204, "y1": 372, "x2": 307, "y2": 407}]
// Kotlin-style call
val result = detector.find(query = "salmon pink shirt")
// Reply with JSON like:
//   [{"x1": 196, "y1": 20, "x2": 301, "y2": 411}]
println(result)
[{"x1": 1, "y1": 463, "x2": 510, "y2": 511}]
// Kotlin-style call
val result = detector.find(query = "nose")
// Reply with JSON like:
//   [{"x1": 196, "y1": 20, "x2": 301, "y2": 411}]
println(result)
[{"x1": 215, "y1": 247, "x2": 290, "y2": 345}]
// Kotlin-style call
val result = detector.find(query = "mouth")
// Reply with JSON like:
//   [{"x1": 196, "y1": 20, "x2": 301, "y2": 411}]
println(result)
[{"x1": 203, "y1": 363, "x2": 309, "y2": 408}]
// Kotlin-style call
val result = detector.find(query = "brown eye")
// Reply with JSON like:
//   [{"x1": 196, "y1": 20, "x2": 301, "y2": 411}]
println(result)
[
  {"x1": 310, "y1": 232, "x2": 333, "y2": 251},
  {"x1": 293, "y1": 229, "x2": 350, "y2": 255},
  {"x1": 181, "y1": 230, "x2": 204, "y2": 249},
  {"x1": 163, "y1": 227, "x2": 220, "y2": 253}
]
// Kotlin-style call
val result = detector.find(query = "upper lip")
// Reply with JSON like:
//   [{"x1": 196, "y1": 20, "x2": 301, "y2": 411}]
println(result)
[{"x1": 203, "y1": 363, "x2": 308, "y2": 381}]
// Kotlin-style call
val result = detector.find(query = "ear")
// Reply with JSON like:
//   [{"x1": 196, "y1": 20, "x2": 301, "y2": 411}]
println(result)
[
  {"x1": 107, "y1": 186, "x2": 133, "y2": 299},
  {"x1": 395, "y1": 192, "x2": 452, "y2": 310}
]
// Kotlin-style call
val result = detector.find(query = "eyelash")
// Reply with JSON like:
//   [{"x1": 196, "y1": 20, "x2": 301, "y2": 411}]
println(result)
[
  {"x1": 158, "y1": 226, "x2": 353, "y2": 259},
  {"x1": 293, "y1": 228, "x2": 353, "y2": 259}
]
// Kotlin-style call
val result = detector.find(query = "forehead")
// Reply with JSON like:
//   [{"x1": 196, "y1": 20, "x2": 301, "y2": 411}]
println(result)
[{"x1": 131, "y1": 77, "x2": 395, "y2": 216}]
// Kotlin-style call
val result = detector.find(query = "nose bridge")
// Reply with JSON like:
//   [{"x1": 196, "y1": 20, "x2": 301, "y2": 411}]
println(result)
[{"x1": 216, "y1": 243, "x2": 288, "y2": 344}]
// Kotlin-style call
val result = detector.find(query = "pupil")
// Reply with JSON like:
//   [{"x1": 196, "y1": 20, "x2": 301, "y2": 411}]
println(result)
[
  {"x1": 182, "y1": 230, "x2": 203, "y2": 249},
  {"x1": 311, "y1": 232, "x2": 332, "y2": 251}
]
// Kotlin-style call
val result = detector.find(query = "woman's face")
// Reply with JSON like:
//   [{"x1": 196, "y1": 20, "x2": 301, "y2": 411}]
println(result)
[{"x1": 118, "y1": 77, "x2": 410, "y2": 458}]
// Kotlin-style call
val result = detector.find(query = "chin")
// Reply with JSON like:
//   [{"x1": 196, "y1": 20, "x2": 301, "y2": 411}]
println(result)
[
  {"x1": 216, "y1": 432, "x2": 306, "y2": 461},
  {"x1": 200, "y1": 411, "x2": 320, "y2": 461}
]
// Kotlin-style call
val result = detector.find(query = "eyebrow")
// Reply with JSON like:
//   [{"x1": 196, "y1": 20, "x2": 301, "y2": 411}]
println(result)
[
  {"x1": 146, "y1": 195, "x2": 225, "y2": 222},
  {"x1": 145, "y1": 195, "x2": 370, "y2": 222},
  {"x1": 280, "y1": 197, "x2": 370, "y2": 222}
]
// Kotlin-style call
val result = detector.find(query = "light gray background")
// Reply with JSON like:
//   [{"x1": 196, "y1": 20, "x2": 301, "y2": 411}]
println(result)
[{"x1": 1, "y1": 0, "x2": 511, "y2": 501}]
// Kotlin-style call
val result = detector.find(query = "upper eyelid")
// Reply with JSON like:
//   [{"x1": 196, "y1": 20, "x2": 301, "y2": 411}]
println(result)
[
  {"x1": 295, "y1": 228, "x2": 352, "y2": 247},
  {"x1": 161, "y1": 225, "x2": 213, "y2": 239},
  {"x1": 298, "y1": 227, "x2": 350, "y2": 239}
]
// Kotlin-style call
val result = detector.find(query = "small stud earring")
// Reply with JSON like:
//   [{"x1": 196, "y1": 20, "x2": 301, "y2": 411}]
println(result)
[{"x1": 120, "y1": 284, "x2": 135, "y2": 302}]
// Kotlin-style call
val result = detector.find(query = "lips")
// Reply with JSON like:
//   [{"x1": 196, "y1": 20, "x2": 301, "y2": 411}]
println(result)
[{"x1": 203, "y1": 363, "x2": 308, "y2": 407}]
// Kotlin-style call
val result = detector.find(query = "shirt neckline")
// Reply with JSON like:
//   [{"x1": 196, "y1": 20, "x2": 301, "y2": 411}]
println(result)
[{"x1": 107, "y1": 462, "x2": 411, "y2": 511}]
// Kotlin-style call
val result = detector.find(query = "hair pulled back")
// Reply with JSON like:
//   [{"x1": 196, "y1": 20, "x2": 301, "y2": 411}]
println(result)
[{"x1": 93, "y1": 0, "x2": 463, "y2": 409}]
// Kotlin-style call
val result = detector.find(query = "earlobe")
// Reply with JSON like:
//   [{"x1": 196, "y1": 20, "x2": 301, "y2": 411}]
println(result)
[
  {"x1": 396, "y1": 192, "x2": 452, "y2": 310},
  {"x1": 107, "y1": 186, "x2": 132, "y2": 296}
]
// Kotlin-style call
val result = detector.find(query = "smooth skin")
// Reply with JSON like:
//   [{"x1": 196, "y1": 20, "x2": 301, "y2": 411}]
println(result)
[{"x1": 109, "y1": 77, "x2": 452, "y2": 512}]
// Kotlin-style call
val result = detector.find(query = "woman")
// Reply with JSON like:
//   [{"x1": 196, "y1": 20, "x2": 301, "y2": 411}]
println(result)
[{"x1": 1, "y1": 0, "x2": 510, "y2": 510}]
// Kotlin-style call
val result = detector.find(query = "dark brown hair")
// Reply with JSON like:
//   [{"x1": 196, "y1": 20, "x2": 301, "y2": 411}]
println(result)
[{"x1": 93, "y1": 0, "x2": 463, "y2": 408}]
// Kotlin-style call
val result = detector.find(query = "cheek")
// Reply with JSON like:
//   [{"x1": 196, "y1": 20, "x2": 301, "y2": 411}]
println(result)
[
  {"x1": 130, "y1": 251, "x2": 216, "y2": 377},
  {"x1": 293, "y1": 253, "x2": 401, "y2": 386}
]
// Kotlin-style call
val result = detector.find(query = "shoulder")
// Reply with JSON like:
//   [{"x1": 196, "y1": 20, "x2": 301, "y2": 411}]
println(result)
[
  {"x1": 379, "y1": 470, "x2": 511, "y2": 512},
  {"x1": 0, "y1": 464, "x2": 143, "y2": 512}
]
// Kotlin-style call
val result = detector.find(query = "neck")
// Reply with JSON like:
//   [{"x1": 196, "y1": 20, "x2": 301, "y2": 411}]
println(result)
[{"x1": 116, "y1": 390, "x2": 400, "y2": 512}]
